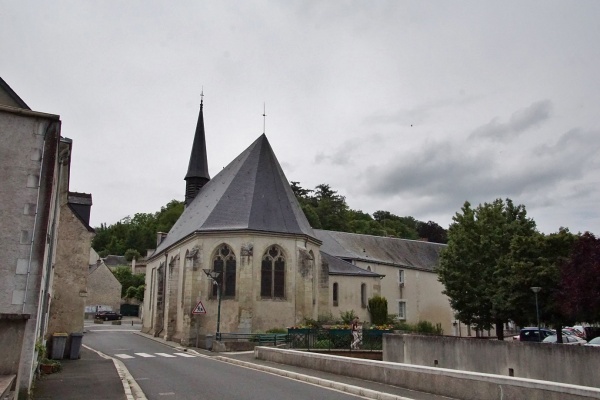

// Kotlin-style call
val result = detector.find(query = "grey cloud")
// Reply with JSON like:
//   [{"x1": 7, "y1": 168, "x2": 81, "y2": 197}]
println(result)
[
  {"x1": 363, "y1": 95, "x2": 480, "y2": 126},
  {"x1": 365, "y1": 127, "x2": 598, "y2": 216},
  {"x1": 470, "y1": 100, "x2": 552, "y2": 141},
  {"x1": 315, "y1": 133, "x2": 384, "y2": 166}
]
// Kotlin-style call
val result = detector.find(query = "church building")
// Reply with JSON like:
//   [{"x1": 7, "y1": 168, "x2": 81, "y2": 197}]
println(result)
[{"x1": 141, "y1": 99, "x2": 456, "y2": 345}]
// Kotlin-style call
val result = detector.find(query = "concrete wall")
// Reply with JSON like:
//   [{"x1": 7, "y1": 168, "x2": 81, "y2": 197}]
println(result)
[
  {"x1": 255, "y1": 347, "x2": 600, "y2": 400},
  {"x1": 47, "y1": 204, "x2": 93, "y2": 351},
  {"x1": 383, "y1": 334, "x2": 600, "y2": 388},
  {"x1": 0, "y1": 319, "x2": 26, "y2": 375},
  {"x1": 88, "y1": 263, "x2": 121, "y2": 313}
]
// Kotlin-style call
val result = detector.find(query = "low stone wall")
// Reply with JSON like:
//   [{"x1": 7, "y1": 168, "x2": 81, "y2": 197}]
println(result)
[
  {"x1": 383, "y1": 334, "x2": 600, "y2": 388},
  {"x1": 255, "y1": 347, "x2": 600, "y2": 400}
]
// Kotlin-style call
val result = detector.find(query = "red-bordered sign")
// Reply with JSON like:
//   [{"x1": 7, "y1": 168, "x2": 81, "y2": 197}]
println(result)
[{"x1": 192, "y1": 301, "x2": 206, "y2": 315}]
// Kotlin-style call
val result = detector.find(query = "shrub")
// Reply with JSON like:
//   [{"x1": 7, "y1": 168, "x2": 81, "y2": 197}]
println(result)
[
  {"x1": 367, "y1": 296, "x2": 388, "y2": 325},
  {"x1": 340, "y1": 310, "x2": 357, "y2": 324}
]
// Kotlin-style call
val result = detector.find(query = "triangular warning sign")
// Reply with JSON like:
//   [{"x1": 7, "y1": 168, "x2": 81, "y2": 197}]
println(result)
[{"x1": 192, "y1": 301, "x2": 206, "y2": 314}]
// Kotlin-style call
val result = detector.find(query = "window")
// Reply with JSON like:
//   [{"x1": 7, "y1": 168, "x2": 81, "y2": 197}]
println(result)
[
  {"x1": 361, "y1": 283, "x2": 367, "y2": 308},
  {"x1": 398, "y1": 300, "x2": 406, "y2": 320},
  {"x1": 398, "y1": 269, "x2": 405, "y2": 286},
  {"x1": 212, "y1": 245, "x2": 236, "y2": 298},
  {"x1": 333, "y1": 282, "x2": 339, "y2": 307},
  {"x1": 261, "y1": 246, "x2": 285, "y2": 299}
]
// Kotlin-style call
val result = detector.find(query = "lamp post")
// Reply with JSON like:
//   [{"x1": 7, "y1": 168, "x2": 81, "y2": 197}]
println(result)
[
  {"x1": 203, "y1": 269, "x2": 222, "y2": 339},
  {"x1": 530, "y1": 287, "x2": 541, "y2": 341}
]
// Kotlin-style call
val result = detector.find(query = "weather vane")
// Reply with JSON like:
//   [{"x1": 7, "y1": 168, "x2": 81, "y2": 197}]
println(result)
[{"x1": 200, "y1": 87, "x2": 204, "y2": 109}]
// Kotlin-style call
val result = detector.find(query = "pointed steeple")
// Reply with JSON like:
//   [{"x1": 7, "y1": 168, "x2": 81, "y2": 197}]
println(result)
[
  {"x1": 184, "y1": 93, "x2": 210, "y2": 206},
  {"x1": 156, "y1": 134, "x2": 317, "y2": 253}
]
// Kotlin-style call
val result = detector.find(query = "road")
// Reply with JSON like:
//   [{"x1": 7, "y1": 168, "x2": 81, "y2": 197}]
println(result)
[{"x1": 83, "y1": 320, "x2": 456, "y2": 400}]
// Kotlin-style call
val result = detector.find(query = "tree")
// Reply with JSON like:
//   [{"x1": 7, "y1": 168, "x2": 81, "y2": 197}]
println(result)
[
  {"x1": 112, "y1": 266, "x2": 146, "y2": 298},
  {"x1": 503, "y1": 228, "x2": 576, "y2": 342},
  {"x1": 92, "y1": 199, "x2": 184, "y2": 256},
  {"x1": 438, "y1": 199, "x2": 537, "y2": 339},
  {"x1": 559, "y1": 232, "x2": 600, "y2": 324},
  {"x1": 417, "y1": 221, "x2": 448, "y2": 244},
  {"x1": 125, "y1": 248, "x2": 141, "y2": 262}
]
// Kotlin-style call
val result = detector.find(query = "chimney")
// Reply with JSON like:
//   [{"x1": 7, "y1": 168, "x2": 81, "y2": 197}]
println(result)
[{"x1": 156, "y1": 232, "x2": 167, "y2": 246}]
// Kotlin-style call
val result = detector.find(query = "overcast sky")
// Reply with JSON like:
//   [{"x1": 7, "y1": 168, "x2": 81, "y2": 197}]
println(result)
[{"x1": 2, "y1": 1, "x2": 599, "y2": 235}]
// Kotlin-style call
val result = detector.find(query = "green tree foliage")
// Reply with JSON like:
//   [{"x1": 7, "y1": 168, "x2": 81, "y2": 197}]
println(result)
[
  {"x1": 417, "y1": 221, "x2": 448, "y2": 244},
  {"x1": 92, "y1": 200, "x2": 184, "y2": 256},
  {"x1": 438, "y1": 199, "x2": 537, "y2": 339},
  {"x1": 559, "y1": 232, "x2": 600, "y2": 324},
  {"x1": 112, "y1": 266, "x2": 146, "y2": 299},
  {"x1": 124, "y1": 248, "x2": 141, "y2": 262},
  {"x1": 367, "y1": 296, "x2": 388, "y2": 324},
  {"x1": 290, "y1": 182, "x2": 442, "y2": 241}
]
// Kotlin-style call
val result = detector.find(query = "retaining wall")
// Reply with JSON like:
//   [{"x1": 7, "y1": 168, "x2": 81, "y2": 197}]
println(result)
[
  {"x1": 383, "y1": 334, "x2": 600, "y2": 388},
  {"x1": 255, "y1": 347, "x2": 600, "y2": 400}
]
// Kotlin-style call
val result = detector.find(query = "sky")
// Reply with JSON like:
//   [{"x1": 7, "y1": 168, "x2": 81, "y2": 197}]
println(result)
[{"x1": 2, "y1": 1, "x2": 599, "y2": 235}]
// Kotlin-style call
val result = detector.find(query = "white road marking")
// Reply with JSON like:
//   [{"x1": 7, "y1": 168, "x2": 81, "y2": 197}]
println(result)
[
  {"x1": 115, "y1": 354, "x2": 134, "y2": 359},
  {"x1": 155, "y1": 353, "x2": 177, "y2": 358},
  {"x1": 174, "y1": 352, "x2": 196, "y2": 358},
  {"x1": 158, "y1": 393, "x2": 175, "y2": 396},
  {"x1": 134, "y1": 353, "x2": 156, "y2": 358}
]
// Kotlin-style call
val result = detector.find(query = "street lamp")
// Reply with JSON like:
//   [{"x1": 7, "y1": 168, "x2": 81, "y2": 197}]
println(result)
[
  {"x1": 203, "y1": 269, "x2": 222, "y2": 339},
  {"x1": 530, "y1": 287, "x2": 541, "y2": 341}
]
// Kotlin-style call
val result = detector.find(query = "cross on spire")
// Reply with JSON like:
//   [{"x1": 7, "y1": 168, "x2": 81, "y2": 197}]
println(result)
[{"x1": 262, "y1": 102, "x2": 266, "y2": 134}]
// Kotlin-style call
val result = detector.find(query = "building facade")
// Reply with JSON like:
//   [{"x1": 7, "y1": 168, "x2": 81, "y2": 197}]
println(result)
[
  {"x1": 142, "y1": 101, "x2": 457, "y2": 344},
  {"x1": 0, "y1": 77, "x2": 94, "y2": 397}
]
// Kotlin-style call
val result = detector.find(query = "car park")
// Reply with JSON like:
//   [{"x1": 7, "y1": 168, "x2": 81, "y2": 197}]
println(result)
[
  {"x1": 542, "y1": 335, "x2": 587, "y2": 345},
  {"x1": 95, "y1": 311, "x2": 122, "y2": 321}
]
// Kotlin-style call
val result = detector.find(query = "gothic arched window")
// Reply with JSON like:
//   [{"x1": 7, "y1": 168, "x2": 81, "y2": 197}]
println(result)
[
  {"x1": 212, "y1": 244, "x2": 236, "y2": 298},
  {"x1": 261, "y1": 246, "x2": 285, "y2": 299}
]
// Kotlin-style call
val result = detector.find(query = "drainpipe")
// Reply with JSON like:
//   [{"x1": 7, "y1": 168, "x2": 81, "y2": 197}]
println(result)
[
  {"x1": 22, "y1": 125, "x2": 48, "y2": 313},
  {"x1": 39, "y1": 142, "x2": 70, "y2": 336}
]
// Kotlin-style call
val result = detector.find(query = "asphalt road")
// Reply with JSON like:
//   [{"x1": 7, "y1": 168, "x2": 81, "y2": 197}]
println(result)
[
  {"x1": 83, "y1": 320, "x2": 457, "y2": 400},
  {"x1": 84, "y1": 322, "x2": 369, "y2": 400}
]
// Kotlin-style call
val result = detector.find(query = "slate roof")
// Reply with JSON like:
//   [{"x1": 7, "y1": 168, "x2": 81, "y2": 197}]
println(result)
[
  {"x1": 185, "y1": 102, "x2": 210, "y2": 181},
  {"x1": 154, "y1": 134, "x2": 316, "y2": 254},
  {"x1": 321, "y1": 251, "x2": 383, "y2": 277},
  {"x1": 315, "y1": 230, "x2": 444, "y2": 272}
]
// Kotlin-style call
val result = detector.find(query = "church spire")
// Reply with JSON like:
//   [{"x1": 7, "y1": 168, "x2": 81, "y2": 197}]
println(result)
[{"x1": 184, "y1": 91, "x2": 210, "y2": 207}]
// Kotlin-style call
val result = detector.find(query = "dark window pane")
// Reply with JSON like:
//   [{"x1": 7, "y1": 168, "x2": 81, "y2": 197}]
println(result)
[
  {"x1": 261, "y1": 259, "x2": 272, "y2": 297},
  {"x1": 225, "y1": 257, "x2": 236, "y2": 297},
  {"x1": 274, "y1": 259, "x2": 285, "y2": 298},
  {"x1": 333, "y1": 282, "x2": 338, "y2": 302}
]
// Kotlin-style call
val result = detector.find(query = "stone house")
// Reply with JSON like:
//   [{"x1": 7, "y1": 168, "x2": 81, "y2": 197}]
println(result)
[
  {"x1": 142, "y1": 99, "x2": 457, "y2": 345},
  {"x1": 0, "y1": 77, "x2": 96, "y2": 397},
  {"x1": 87, "y1": 249, "x2": 122, "y2": 315}
]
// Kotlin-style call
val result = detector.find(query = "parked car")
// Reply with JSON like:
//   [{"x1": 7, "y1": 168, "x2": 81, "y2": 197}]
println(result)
[
  {"x1": 563, "y1": 327, "x2": 585, "y2": 338},
  {"x1": 95, "y1": 311, "x2": 122, "y2": 321},
  {"x1": 542, "y1": 335, "x2": 587, "y2": 345},
  {"x1": 584, "y1": 327, "x2": 600, "y2": 340},
  {"x1": 517, "y1": 327, "x2": 555, "y2": 342},
  {"x1": 584, "y1": 337, "x2": 600, "y2": 347}
]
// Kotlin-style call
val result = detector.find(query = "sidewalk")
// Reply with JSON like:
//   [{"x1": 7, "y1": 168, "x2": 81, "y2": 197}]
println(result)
[{"x1": 32, "y1": 346, "x2": 127, "y2": 400}]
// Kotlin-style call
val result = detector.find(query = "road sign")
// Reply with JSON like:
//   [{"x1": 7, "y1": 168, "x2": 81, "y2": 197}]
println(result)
[{"x1": 192, "y1": 301, "x2": 206, "y2": 315}]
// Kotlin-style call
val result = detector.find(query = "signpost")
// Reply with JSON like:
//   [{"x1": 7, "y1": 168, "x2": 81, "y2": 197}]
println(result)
[{"x1": 193, "y1": 300, "x2": 206, "y2": 348}]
